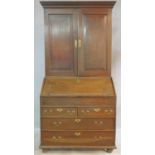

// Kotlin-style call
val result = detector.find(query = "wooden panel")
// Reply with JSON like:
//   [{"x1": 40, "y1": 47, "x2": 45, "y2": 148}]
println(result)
[
  {"x1": 41, "y1": 118, "x2": 115, "y2": 130},
  {"x1": 41, "y1": 131, "x2": 115, "y2": 146},
  {"x1": 41, "y1": 77, "x2": 116, "y2": 97},
  {"x1": 45, "y1": 9, "x2": 78, "y2": 76},
  {"x1": 41, "y1": 97, "x2": 115, "y2": 107},
  {"x1": 78, "y1": 9, "x2": 110, "y2": 76},
  {"x1": 78, "y1": 107, "x2": 115, "y2": 118},
  {"x1": 41, "y1": 107, "x2": 77, "y2": 118}
]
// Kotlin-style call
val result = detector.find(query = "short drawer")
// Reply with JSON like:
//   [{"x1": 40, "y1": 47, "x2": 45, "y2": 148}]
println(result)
[
  {"x1": 41, "y1": 107, "x2": 77, "y2": 118},
  {"x1": 78, "y1": 107, "x2": 115, "y2": 118},
  {"x1": 41, "y1": 131, "x2": 115, "y2": 146},
  {"x1": 41, "y1": 118, "x2": 115, "y2": 130}
]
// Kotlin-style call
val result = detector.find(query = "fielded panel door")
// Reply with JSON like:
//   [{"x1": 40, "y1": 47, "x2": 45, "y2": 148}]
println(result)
[
  {"x1": 45, "y1": 9, "x2": 78, "y2": 76},
  {"x1": 78, "y1": 8, "x2": 111, "y2": 76}
]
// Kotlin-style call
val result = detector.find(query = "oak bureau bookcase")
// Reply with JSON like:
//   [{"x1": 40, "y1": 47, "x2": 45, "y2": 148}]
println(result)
[{"x1": 40, "y1": 1, "x2": 116, "y2": 153}]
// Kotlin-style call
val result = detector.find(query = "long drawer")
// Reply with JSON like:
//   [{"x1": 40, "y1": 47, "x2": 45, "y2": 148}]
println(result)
[
  {"x1": 41, "y1": 107, "x2": 77, "y2": 118},
  {"x1": 41, "y1": 118, "x2": 115, "y2": 130},
  {"x1": 41, "y1": 97, "x2": 115, "y2": 107},
  {"x1": 41, "y1": 131, "x2": 115, "y2": 146}
]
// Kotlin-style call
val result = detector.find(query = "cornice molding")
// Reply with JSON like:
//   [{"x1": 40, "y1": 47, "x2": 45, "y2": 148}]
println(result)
[{"x1": 40, "y1": 1, "x2": 116, "y2": 8}]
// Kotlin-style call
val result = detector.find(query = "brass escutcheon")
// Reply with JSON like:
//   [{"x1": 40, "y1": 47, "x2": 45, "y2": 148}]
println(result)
[
  {"x1": 56, "y1": 108, "x2": 63, "y2": 112},
  {"x1": 75, "y1": 119, "x2": 81, "y2": 123},
  {"x1": 94, "y1": 108, "x2": 101, "y2": 112},
  {"x1": 74, "y1": 132, "x2": 81, "y2": 136}
]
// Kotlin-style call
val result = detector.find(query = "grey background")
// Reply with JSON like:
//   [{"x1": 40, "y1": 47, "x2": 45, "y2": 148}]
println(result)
[{"x1": 34, "y1": 0, "x2": 121, "y2": 148}]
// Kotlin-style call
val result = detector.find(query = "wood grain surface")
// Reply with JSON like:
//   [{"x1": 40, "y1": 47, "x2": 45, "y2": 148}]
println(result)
[{"x1": 41, "y1": 77, "x2": 116, "y2": 97}]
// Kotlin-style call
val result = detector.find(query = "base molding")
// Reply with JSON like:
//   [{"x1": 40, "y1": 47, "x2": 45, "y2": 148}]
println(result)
[
  {"x1": 40, "y1": 145, "x2": 116, "y2": 149},
  {"x1": 40, "y1": 145, "x2": 116, "y2": 153}
]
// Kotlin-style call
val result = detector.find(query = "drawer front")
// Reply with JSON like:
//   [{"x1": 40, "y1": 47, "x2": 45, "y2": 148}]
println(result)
[
  {"x1": 41, "y1": 118, "x2": 115, "y2": 130},
  {"x1": 41, "y1": 97, "x2": 115, "y2": 107},
  {"x1": 78, "y1": 107, "x2": 115, "y2": 118},
  {"x1": 41, "y1": 131, "x2": 115, "y2": 146},
  {"x1": 41, "y1": 107, "x2": 77, "y2": 118}
]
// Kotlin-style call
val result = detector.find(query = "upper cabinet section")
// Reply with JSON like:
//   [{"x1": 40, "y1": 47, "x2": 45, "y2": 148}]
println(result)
[{"x1": 41, "y1": 1, "x2": 116, "y2": 76}]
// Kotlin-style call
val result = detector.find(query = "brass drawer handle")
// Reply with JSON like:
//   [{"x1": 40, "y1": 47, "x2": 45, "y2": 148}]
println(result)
[
  {"x1": 67, "y1": 110, "x2": 75, "y2": 114},
  {"x1": 110, "y1": 109, "x2": 113, "y2": 112},
  {"x1": 81, "y1": 109, "x2": 90, "y2": 113},
  {"x1": 53, "y1": 121, "x2": 62, "y2": 125},
  {"x1": 43, "y1": 109, "x2": 48, "y2": 113},
  {"x1": 56, "y1": 108, "x2": 63, "y2": 112},
  {"x1": 94, "y1": 108, "x2": 101, "y2": 112},
  {"x1": 74, "y1": 132, "x2": 81, "y2": 136},
  {"x1": 94, "y1": 136, "x2": 113, "y2": 140},
  {"x1": 75, "y1": 119, "x2": 81, "y2": 123},
  {"x1": 95, "y1": 136, "x2": 104, "y2": 140},
  {"x1": 94, "y1": 121, "x2": 103, "y2": 124},
  {"x1": 51, "y1": 136, "x2": 63, "y2": 140},
  {"x1": 104, "y1": 109, "x2": 113, "y2": 113}
]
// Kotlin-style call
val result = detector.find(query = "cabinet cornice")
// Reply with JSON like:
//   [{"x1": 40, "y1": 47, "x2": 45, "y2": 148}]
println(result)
[{"x1": 40, "y1": 1, "x2": 116, "y2": 8}]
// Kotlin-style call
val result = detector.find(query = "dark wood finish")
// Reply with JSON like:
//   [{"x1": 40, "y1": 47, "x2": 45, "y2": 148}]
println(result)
[{"x1": 40, "y1": 0, "x2": 116, "y2": 152}]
